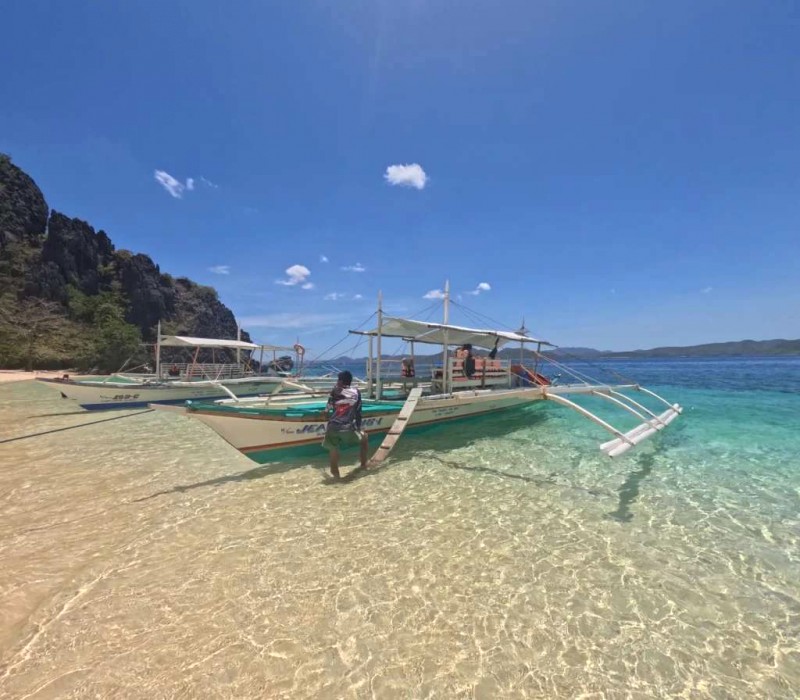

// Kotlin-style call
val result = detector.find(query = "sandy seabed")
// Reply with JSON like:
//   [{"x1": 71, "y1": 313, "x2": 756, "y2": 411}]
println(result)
[{"x1": 0, "y1": 379, "x2": 798, "y2": 699}]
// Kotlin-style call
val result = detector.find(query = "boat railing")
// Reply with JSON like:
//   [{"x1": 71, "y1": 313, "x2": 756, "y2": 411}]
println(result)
[
  {"x1": 161, "y1": 363, "x2": 255, "y2": 380},
  {"x1": 366, "y1": 358, "x2": 420, "y2": 389},
  {"x1": 431, "y1": 357, "x2": 513, "y2": 393}
]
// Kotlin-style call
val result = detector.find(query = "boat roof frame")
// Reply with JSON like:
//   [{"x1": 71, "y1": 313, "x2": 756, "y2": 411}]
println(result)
[
  {"x1": 350, "y1": 317, "x2": 552, "y2": 348},
  {"x1": 158, "y1": 335, "x2": 294, "y2": 352}
]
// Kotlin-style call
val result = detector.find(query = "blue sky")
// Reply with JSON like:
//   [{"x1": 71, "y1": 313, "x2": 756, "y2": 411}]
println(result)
[{"x1": 2, "y1": 0, "x2": 798, "y2": 355}]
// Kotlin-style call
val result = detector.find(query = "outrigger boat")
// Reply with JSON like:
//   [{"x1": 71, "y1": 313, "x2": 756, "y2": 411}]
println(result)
[
  {"x1": 37, "y1": 332, "x2": 315, "y2": 411},
  {"x1": 153, "y1": 286, "x2": 682, "y2": 464}
]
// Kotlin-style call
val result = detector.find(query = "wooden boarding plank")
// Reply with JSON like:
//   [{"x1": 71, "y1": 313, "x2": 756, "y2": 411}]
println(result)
[{"x1": 365, "y1": 387, "x2": 424, "y2": 468}]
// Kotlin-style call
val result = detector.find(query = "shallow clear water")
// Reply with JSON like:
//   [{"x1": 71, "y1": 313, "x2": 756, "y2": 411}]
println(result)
[{"x1": 0, "y1": 358, "x2": 798, "y2": 698}]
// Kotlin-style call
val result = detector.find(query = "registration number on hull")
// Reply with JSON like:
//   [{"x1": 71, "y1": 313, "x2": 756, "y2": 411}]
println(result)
[{"x1": 282, "y1": 416, "x2": 386, "y2": 435}]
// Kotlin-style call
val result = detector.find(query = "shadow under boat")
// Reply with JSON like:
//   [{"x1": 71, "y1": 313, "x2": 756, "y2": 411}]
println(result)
[{"x1": 136, "y1": 403, "x2": 551, "y2": 498}]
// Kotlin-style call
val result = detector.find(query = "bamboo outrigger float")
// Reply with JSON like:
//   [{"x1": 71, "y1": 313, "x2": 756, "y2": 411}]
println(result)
[{"x1": 151, "y1": 284, "x2": 682, "y2": 464}]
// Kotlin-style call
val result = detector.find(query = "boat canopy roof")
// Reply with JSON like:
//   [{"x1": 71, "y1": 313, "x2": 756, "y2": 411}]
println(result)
[
  {"x1": 159, "y1": 335, "x2": 291, "y2": 351},
  {"x1": 352, "y1": 317, "x2": 551, "y2": 349}
]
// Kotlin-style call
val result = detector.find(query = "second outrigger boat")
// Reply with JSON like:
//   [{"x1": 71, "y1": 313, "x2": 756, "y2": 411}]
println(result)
[
  {"x1": 37, "y1": 333, "x2": 313, "y2": 410},
  {"x1": 154, "y1": 286, "x2": 683, "y2": 464}
]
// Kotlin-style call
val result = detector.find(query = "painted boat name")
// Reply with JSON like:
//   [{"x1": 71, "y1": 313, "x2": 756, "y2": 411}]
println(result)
[{"x1": 283, "y1": 417, "x2": 385, "y2": 435}]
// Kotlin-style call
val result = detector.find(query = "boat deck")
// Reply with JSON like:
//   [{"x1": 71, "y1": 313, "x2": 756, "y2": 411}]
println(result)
[{"x1": 186, "y1": 399, "x2": 407, "y2": 419}]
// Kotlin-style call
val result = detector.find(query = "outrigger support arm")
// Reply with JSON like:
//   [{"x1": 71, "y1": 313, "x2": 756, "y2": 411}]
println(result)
[
  {"x1": 280, "y1": 379, "x2": 317, "y2": 394},
  {"x1": 543, "y1": 391, "x2": 636, "y2": 448},
  {"x1": 636, "y1": 386, "x2": 679, "y2": 411},
  {"x1": 589, "y1": 389, "x2": 654, "y2": 424},
  {"x1": 213, "y1": 382, "x2": 241, "y2": 402},
  {"x1": 542, "y1": 386, "x2": 683, "y2": 458},
  {"x1": 607, "y1": 389, "x2": 668, "y2": 426}
]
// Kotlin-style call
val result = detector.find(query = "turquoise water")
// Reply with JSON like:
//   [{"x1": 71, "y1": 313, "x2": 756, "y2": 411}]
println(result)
[{"x1": 1, "y1": 357, "x2": 798, "y2": 697}]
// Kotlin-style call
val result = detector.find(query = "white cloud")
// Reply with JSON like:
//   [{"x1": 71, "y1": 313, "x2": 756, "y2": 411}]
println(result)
[
  {"x1": 200, "y1": 176, "x2": 218, "y2": 189},
  {"x1": 385, "y1": 163, "x2": 428, "y2": 190},
  {"x1": 154, "y1": 170, "x2": 215, "y2": 198},
  {"x1": 154, "y1": 170, "x2": 191, "y2": 198},
  {"x1": 341, "y1": 262, "x2": 366, "y2": 272},
  {"x1": 423, "y1": 289, "x2": 446, "y2": 299},
  {"x1": 325, "y1": 292, "x2": 364, "y2": 301},
  {"x1": 701, "y1": 286, "x2": 713, "y2": 294},
  {"x1": 276, "y1": 264, "x2": 312, "y2": 288},
  {"x1": 320, "y1": 255, "x2": 329, "y2": 263},
  {"x1": 467, "y1": 281, "x2": 492, "y2": 296},
  {"x1": 208, "y1": 265, "x2": 230, "y2": 275}
]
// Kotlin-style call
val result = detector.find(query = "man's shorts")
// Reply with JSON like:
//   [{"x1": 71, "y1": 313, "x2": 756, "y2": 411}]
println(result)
[{"x1": 322, "y1": 429, "x2": 365, "y2": 451}]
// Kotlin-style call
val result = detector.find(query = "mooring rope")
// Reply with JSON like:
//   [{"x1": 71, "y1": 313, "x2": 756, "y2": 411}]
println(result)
[{"x1": 0, "y1": 409, "x2": 154, "y2": 445}]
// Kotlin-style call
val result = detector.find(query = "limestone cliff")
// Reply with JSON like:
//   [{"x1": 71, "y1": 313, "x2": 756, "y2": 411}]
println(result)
[{"x1": 0, "y1": 154, "x2": 249, "y2": 369}]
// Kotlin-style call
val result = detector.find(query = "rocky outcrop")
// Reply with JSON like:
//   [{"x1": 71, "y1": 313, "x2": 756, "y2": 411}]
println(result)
[
  {"x1": 115, "y1": 251, "x2": 177, "y2": 337},
  {"x1": 0, "y1": 154, "x2": 250, "y2": 367},
  {"x1": 33, "y1": 212, "x2": 116, "y2": 302},
  {"x1": 0, "y1": 154, "x2": 49, "y2": 248},
  {"x1": 172, "y1": 277, "x2": 250, "y2": 341}
]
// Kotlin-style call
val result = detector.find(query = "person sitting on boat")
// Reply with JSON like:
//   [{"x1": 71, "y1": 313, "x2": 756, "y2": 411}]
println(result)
[
  {"x1": 322, "y1": 370, "x2": 368, "y2": 478},
  {"x1": 401, "y1": 357, "x2": 415, "y2": 377},
  {"x1": 462, "y1": 345, "x2": 476, "y2": 378},
  {"x1": 168, "y1": 364, "x2": 180, "y2": 377}
]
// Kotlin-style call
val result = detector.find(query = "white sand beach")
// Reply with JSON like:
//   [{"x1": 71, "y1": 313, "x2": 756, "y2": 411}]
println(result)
[{"x1": 0, "y1": 369, "x2": 68, "y2": 384}]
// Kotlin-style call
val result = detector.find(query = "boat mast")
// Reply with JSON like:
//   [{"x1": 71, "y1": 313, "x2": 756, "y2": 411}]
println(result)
[
  {"x1": 518, "y1": 317, "x2": 528, "y2": 366},
  {"x1": 376, "y1": 290, "x2": 383, "y2": 400},
  {"x1": 367, "y1": 335, "x2": 374, "y2": 398},
  {"x1": 236, "y1": 324, "x2": 241, "y2": 366},
  {"x1": 442, "y1": 280, "x2": 450, "y2": 395},
  {"x1": 155, "y1": 321, "x2": 162, "y2": 379}
]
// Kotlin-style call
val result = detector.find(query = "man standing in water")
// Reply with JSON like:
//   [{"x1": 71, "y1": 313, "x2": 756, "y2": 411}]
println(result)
[{"x1": 322, "y1": 370, "x2": 368, "y2": 478}]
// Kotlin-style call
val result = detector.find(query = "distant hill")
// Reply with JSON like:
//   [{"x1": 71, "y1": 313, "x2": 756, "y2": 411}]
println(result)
[
  {"x1": 320, "y1": 338, "x2": 800, "y2": 365},
  {"x1": 577, "y1": 339, "x2": 800, "y2": 359},
  {"x1": 0, "y1": 154, "x2": 248, "y2": 370}
]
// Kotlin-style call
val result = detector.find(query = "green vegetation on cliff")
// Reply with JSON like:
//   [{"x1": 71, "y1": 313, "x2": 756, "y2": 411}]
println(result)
[{"x1": 0, "y1": 154, "x2": 247, "y2": 371}]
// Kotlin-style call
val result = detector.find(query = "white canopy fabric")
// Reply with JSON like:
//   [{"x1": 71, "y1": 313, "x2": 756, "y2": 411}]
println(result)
[
  {"x1": 354, "y1": 318, "x2": 549, "y2": 349},
  {"x1": 159, "y1": 335, "x2": 261, "y2": 350}
]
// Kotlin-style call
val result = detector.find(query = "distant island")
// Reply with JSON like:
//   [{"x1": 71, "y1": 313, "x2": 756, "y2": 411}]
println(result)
[
  {"x1": 324, "y1": 338, "x2": 800, "y2": 365},
  {"x1": 0, "y1": 154, "x2": 247, "y2": 371},
  {"x1": 551, "y1": 339, "x2": 800, "y2": 359}
]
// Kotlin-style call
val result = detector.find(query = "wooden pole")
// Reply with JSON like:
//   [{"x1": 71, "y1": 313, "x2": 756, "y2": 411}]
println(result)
[
  {"x1": 236, "y1": 324, "x2": 241, "y2": 366},
  {"x1": 376, "y1": 291, "x2": 383, "y2": 400},
  {"x1": 442, "y1": 280, "x2": 450, "y2": 395},
  {"x1": 155, "y1": 321, "x2": 162, "y2": 379},
  {"x1": 367, "y1": 335, "x2": 374, "y2": 398}
]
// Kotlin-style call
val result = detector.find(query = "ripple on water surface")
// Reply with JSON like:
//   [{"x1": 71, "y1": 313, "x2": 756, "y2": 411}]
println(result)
[{"x1": 0, "y1": 377, "x2": 798, "y2": 698}]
